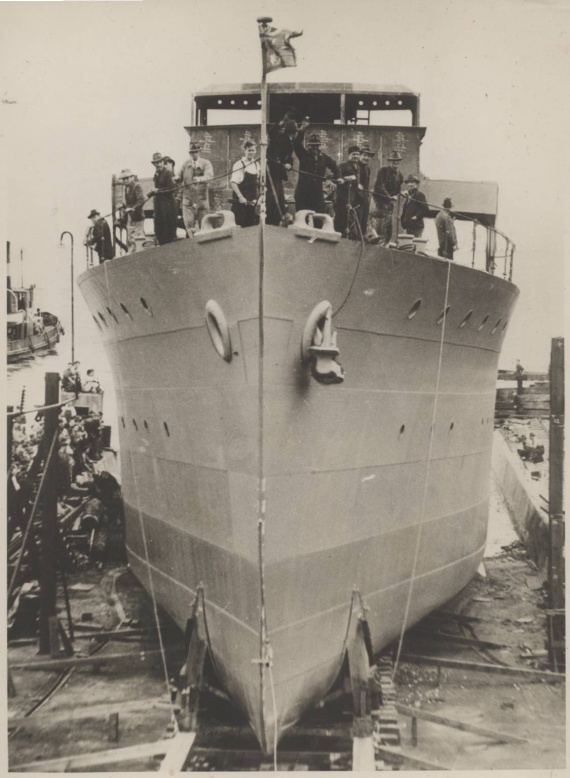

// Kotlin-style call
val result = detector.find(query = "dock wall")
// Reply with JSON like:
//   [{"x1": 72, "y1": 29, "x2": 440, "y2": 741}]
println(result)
[{"x1": 491, "y1": 431, "x2": 549, "y2": 568}]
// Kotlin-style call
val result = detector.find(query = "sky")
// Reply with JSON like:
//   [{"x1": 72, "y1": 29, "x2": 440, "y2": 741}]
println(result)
[{"x1": 1, "y1": 0, "x2": 568, "y2": 370}]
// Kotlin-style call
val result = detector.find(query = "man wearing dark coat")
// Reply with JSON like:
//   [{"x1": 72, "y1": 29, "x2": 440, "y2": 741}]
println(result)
[
  {"x1": 266, "y1": 113, "x2": 297, "y2": 225},
  {"x1": 335, "y1": 145, "x2": 361, "y2": 238},
  {"x1": 148, "y1": 152, "x2": 178, "y2": 245},
  {"x1": 87, "y1": 209, "x2": 115, "y2": 263},
  {"x1": 401, "y1": 174, "x2": 429, "y2": 238},
  {"x1": 294, "y1": 128, "x2": 341, "y2": 215},
  {"x1": 357, "y1": 145, "x2": 374, "y2": 236},
  {"x1": 372, "y1": 149, "x2": 404, "y2": 245}
]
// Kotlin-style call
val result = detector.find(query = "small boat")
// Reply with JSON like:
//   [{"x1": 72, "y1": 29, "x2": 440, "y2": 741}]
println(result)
[
  {"x1": 6, "y1": 242, "x2": 64, "y2": 363},
  {"x1": 77, "y1": 34, "x2": 519, "y2": 754}
]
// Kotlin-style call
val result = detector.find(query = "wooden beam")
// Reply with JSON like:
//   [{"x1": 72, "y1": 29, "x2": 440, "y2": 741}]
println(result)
[
  {"x1": 401, "y1": 653, "x2": 566, "y2": 681},
  {"x1": 10, "y1": 648, "x2": 173, "y2": 672},
  {"x1": 396, "y1": 704, "x2": 528, "y2": 744},
  {"x1": 375, "y1": 745, "x2": 448, "y2": 771},
  {"x1": 158, "y1": 731, "x2": 196, "y2": 772},
  {"x1": 12, "y1": 740, "x2": 171, "y2": 772},
  {"x1": 352, "y1": 735, "x2": 375, "y2": 771}
]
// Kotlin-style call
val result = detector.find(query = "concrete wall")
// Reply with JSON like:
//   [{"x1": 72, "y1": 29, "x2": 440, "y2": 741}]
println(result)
[{"x1": 491, "y1": 431, "x2": 549, "y2": 568}]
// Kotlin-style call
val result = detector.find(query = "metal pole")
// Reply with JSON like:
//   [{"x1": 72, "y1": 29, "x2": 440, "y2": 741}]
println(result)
[
  {"x1": 7, "y1": 240, "x2": 11, "y2": 290},
  {"x1": 20, "y1": 248, "x2": 24, "y2": 287},
  {"x1": 471, "y1": 222, "x2": 476, "y2": 268},
  {"x1": 60, "y1": 232, "x2": 74, "y2": 363},
  {"x1": 38, "y1": 372, "x2": 60, "y2": 654}
]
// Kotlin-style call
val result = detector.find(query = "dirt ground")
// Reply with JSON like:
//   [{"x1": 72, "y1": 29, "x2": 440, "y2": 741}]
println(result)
[{"x1": 7, "y1": 542, "x2": 565, "y2": 772}]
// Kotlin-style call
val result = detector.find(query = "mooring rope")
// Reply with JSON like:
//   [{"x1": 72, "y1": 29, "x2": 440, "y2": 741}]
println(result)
[{"x1": 392, "y1": 257, "x2": 453, "y2": 679}]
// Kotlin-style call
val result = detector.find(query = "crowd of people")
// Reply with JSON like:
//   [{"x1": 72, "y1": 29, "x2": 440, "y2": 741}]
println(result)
[{"x1": 85, "y1": 114, "x2": 459, "y2": 262}]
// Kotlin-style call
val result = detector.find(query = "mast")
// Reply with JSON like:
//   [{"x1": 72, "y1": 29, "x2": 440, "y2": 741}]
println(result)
[{"x1": 7, "y1": 240, "x2": 11, "y2": 290}]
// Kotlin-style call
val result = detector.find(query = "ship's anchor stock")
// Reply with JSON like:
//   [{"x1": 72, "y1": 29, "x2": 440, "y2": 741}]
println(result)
[{"x1": 301, "y1": 301, "x2": 345, "y2": 384}]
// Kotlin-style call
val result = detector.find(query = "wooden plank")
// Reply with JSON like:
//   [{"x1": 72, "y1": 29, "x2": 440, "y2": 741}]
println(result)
[
  {"x1": 10, "y1": 648, "x2": 171, "y2": 672},
  {"x1": 375, "y1": 745, "x2": 448, "y2": 771},
  {"x1": 12, "y1": 740, "x2": 170, "y2": 771},
  {"x1": 396, "y1": 704, "x2": 528, "y2": 743},
  {"x1": 158, "y1": 731, "x2": 196, "y2": 772},
  {"x1": 401, "y1": 653, "x2": 565, "y2": 681}
]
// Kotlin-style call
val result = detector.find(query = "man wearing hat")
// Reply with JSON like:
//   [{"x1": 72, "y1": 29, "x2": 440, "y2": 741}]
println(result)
[
  {"x1": 335, "y1": 146, "x2": 363, "y2": 238},
  {"x1": 401, "y1": 174, "x2": 429, "y2": 238},
  {"x1": 294, "y1": 125, "x2": 342, "y2": 215},
  {"x1": 266, "y1": 112, "x2": 298, "y2": 226},
  {"x1": 372, "y1": 149, "x2": 404, "y2": 245},
  {"x1": 435, "y1": 197, "x2": 458, "y2": 259},
  {"x1": 118, "y1": 169, "x2": 146, "y2": 253},
  {"x1": 178, "y1": 142, "x2": 214, "y2": 235},
  {"x1": 86, "y1": 209, "x2": 115, "y2": 263},
  {"x1": 148, "y1": 153, "x2": 178, "y2": 245},
  {"x1": 358, "y1": 146, "x2": 374, "y2": 235}
]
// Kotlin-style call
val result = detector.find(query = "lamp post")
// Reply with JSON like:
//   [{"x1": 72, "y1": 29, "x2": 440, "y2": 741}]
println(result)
[{"x1": 60, "y1": 231, "x2": 75, "y2": 363}]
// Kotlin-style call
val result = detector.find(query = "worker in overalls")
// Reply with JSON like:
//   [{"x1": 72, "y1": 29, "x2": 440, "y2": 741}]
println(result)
[{"x1": 230, "y1": 141, "x2": 260, "y2": 227}]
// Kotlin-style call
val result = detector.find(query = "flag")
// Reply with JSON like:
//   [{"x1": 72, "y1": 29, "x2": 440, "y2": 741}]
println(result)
[{"x1": 258, "y1": 20, "x2": 303, "y2": 75}]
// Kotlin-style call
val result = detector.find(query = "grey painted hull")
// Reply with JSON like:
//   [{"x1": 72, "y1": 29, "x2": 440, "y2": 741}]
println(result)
[{"x1": 78, "y1": 226, "x2": 518, "y2": 752}]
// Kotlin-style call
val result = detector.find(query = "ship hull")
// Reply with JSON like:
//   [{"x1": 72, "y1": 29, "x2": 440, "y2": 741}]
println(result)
[{"x1": 78, "y1": 226, "x2": 518, "y2": 751}]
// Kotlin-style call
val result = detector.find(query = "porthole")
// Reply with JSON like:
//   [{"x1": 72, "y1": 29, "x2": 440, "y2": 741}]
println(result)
[
  {"x1": 121, "y1": 416, "x2": 125, "y2": 428},
  {"x1": 97, "y1": 312, "x2": 107, "y2": 327},
  {"x1": 399, "y1": 424, "x2": 406, "y2": 437},
  {"x1": 491, "y1": 318, "x2": 502, "y2": 334},
  {"x1": 93, "y1": 315, "x2": 102, "y2": 332},
  {"x1": 437, "y1": 306, "x2": 451, "y2": 325},
  {"x1": 449, "y1": 421, "x2": 455, "y2": 431},
  {"x1": 478, "y1": 314, "x2": 490, "y2": 332},
  {"x1": 120, "y1": 302, "x2": 132, "y2": 320},
  {"x1": 407, "y1": 299, "x2": 422, "y2": 319},
  {"x1": 163, "y1": 421, "x2": 170, "y2": 437},
  {"x1": 106, "y1": 306, "x2": 118, "y2": 323},
  {"x1": 459, "y1": 310, "x2": 473, "y2": 328},
  {"x1": 132, "y1": 419, "x2": 138, "y2": 431},
  {"x1": 140, "y1": 297, "x2": 153, "y2": 316},
  {"x1": 502, "y1": 320, "x2": 509, "y2": 331},
  {"x1": 144, "y1": 420, "x2": 149, "y2": 431}
]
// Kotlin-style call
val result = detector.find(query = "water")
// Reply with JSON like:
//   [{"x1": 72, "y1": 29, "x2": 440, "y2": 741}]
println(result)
[{"x1": 6, "y1": 276, "x2": 118, "y2": 434}]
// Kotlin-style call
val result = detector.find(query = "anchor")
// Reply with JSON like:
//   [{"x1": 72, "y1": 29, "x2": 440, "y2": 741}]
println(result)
[{"x1": 302, "y1": 301, "x2": 345, "y2": 384}]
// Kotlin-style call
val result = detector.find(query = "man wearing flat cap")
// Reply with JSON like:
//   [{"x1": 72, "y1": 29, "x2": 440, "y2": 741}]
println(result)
[
  {"x1": 148, "y1": 153, "x2": 178, "y2": 245},
  {"x1": 372, "y1": 149, "x2": 404, "y2": 245},
  {"x1": 401, "y1": 174, "x2": 429, "y2": 238},
  {"x1": 294, "y1": 124, "x2": 342, "y2": 216},
  {"x1": 86, "y1": 209, "x2": 114, "y2": 263},
  {"x1": 118, "y1": 169, "x2": 146, "y2": 253},
  {"x1": 435, "y1": 197, "x2": 458, "y2": 259},
  {"x1": 335, "y1": 145, "x2": 362, "y2": 238},
  {"x1": 178, "y1": 142, "x2": 214, "y2": 235},
  {"x1": 357, "y1": 146, "x2": 374, "y2": 236}
]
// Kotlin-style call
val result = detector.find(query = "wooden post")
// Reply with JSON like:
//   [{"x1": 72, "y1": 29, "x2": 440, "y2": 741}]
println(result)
[
  {"x1": 548, "y1": 337, "x2": 564, "y2": 670},
  {"x1": 411, "y1": 715, "x2": 418, "y2": 747},
  {"x1": 38, "y1": 372, "x2": 60, "y2": 654}
]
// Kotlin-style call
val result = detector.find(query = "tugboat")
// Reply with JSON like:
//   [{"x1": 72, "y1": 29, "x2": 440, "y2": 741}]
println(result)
[
  {"x1": 77, "y1": 27, "x2": 519, "y2": 755},
  {"x1": 6, "y1": 242, "x2": 63, "y2": 363}
]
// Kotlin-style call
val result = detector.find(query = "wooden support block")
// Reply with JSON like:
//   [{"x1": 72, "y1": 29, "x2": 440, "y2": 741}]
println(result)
[
  {"x1": 10, "y1": 648, "x2": 170, "y2": 672},
  {"x1": 158, "y1": 731, "x2": 196, "y2": 773},
  {"x1": 12, "y1": 740, "x2": 171, "y2": 772},
  {"x1": 352, "y1": 735, "x2": 375, "y2": 771},
  {"x1": 401, "y1": 653, "x2": 566, "y2": 682}
]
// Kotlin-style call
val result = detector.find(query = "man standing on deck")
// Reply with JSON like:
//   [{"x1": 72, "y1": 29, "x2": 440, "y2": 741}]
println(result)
[
  {"x1": 515, "y1": 360, "x2": 525, "y2": 393},
  {"x1": 266, "y1": 112, "x2": 297, "y2": 225},
  {"x1": 179, "y1": 142, "x2": 214, "y2": 235},
  {"x1": 401, "y1": 175, "x2": 429, "y2": 238},
  {"x1": 87, "y1": 210, "x2": 115, "y2": 263},
  {"x1": 148, "y1": 153, "x2": 178, "y2": 245},
  {"x1": 371, "y1": 149, "x2": 403, "y2": 244},
  {"x1": 435, "y1": 197, "x2": 458, "y2": 259},
  {"x1": 118, "y1": 169, "x2": 146, "y2": 253},
  {"x1": 335, "y1": 146, "x2": 361, "y2": 238},
  {"x1": 358, "y1": 145, "x2": 374, "y2": 236},
  {"x1": 294, "y1": 125, "x2": 342, "y2": 215}
]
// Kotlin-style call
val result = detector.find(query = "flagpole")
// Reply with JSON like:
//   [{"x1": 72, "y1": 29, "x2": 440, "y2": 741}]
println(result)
[{"x1": 256, "y1": 14, "x2": 270, "y2": 758}]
